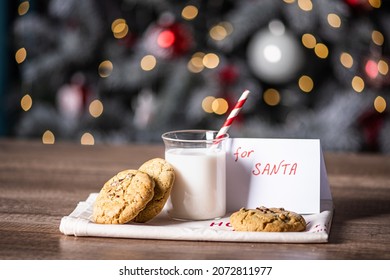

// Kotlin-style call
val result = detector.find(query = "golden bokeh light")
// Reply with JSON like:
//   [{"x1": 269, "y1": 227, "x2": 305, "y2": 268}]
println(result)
[
  {"x1": 212, "y1": 98, "x2": 229, "y2": 115},
  {"x1": 111, "y1": 18, "x2": 129, "y2": 39},
  {"x1": 372, "y1": 30, "x2": 384, "y2": 46},
  {"x1": 18, "y1": 1, "x2": 30, "y2": 16},
  {"x1": 203, "y1": 53, "x2": 220, "y2": 69},
  {"x1": 81, "y1": 132, "x2": 95, "y2": 145},
  {"x1": 298, "y1": 75, "x2": 314, "y2": 93},
  {"x1": 98, "y1": 60, "x2": 113, "y2": 77},
  {"x1": 89, "y1": 100, "x2": 104, "y2": 118},
  {"x1": 210, "y1": 25, "x2": 228, "y2": 41},
  {"x1": 327, "y1": 13, "x2": 341, "y2": 28},
  {"x1": 302, "y1": 33, "x2": 316, "y2": 49},
  {"x1": 181, "y1": 5, "x2": 198, "y2": 20},
  {"x1": 140, "y1": 55, "x2": 157, "y2": 71},
  {"x1": 340, "y1": 52, "x2": 353, "y2": 68},
  {"x1": 374, "y1": 96, "x2": 386, "y2": 113},
  {"x1": 314, "y1": 43, "x2": 329, "y2": 59},
  {"x1": 283, "y1": 0, "x2": 295, "y2": 3},
  {"x1": 369, "y1": 0, "x2": 381, "y2": 9},
  {"x1": 42, "y1": 130, "x2": 55, "y2": 145},
  {"x1": 298, "y1": 0, "x2": 313, "y2": 11},
  {"x1": 378, "y1": 60, "x2": 389, "y2": 75},
  {"x1": 202, "y1": 96, "x2": 216, "y2": 113},
  {"x1": 21, "y1": 94, "x2": 32, "y2": 112},
  {"x1": 263, "y1": 88, "x2": 281, "y2": 106},
  {"x1": 352, "y1": 76, "x2": 365, "y2": 93},
  {"x1": 187, "y1": 52, "x2": 205, "y2": 73},
  {"x1": 15, "y1": 48, "x2": 27, "y2": 64}
]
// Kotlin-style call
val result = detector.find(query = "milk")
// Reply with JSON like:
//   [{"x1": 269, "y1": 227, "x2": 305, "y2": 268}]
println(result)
[{"x1": 165, "y1": 148, "x2": 226, "y2": 220}]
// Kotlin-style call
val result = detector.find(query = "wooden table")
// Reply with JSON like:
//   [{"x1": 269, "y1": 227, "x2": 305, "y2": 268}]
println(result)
[{"x1": 0, "y1": 139, "x2": 389, "y2": 260}]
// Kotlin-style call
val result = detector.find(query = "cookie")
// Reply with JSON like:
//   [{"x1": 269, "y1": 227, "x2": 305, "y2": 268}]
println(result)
[
  {"x1": 230, "y1": 206, "x2": 306, "y2": 232},
  {"x1": 92, "y1": 169, "x2": 155, "y2": 224},
  {"x1": 133, "y1": 158, "x2": 175, "y2": 223}
]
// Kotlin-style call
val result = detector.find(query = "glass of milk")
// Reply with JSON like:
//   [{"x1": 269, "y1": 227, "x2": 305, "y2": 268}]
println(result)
[{"x1": 162, "y1": 130, "x2": 229, "y2": 220}]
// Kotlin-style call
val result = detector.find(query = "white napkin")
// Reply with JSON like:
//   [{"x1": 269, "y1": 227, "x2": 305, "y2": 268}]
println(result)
[{"x1": 59, "y1": 193, "x2": 333, "y2": 243}]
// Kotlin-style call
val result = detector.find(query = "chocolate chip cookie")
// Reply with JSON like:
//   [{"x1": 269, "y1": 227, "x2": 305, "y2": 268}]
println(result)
[
  {"x1": 92, "y1": 169, "x2": 155, "y2": 224},
  {"x1": 133, "y1": 158, "x2": 175, "y2": 223},
  {"x1": 230, "y1": 206, "x2": 306, "y2": 232}
]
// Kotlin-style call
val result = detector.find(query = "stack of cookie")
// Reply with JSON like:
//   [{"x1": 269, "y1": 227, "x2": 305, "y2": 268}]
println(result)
[{"x1": 92, "y1": 158, "x2": 175, "y2": 224}]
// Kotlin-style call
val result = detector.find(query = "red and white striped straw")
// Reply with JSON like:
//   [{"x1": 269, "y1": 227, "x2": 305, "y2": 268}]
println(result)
[{"x1": 215, "y1": 89, "x2": 250, "y2": 140}]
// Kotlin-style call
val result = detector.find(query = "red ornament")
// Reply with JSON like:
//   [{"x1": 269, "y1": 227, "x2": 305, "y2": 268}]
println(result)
[
  {"x1": 218, "y1": 65, "x2": 239, "y2": 85},
  {"x1": 144, "y1": 21, "x2": 193, "y2": 59}
]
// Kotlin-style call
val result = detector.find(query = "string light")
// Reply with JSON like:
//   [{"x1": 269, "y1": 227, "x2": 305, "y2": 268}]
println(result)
[
  {"x1": 20, "y1": 94, "x2": 32, "y2": 111},
  {"x1": 42, "y1": 130, "x2": 55, "y2": 144},
  {"x1": 140, "y1": 55, "x2": 157, "y2": 71},
  {"x1": 181, "y1": 5, "x2": 198, "y2": 20},
  {"x1": 81, "y1": 133, "x2": 95, "y2": 145}
]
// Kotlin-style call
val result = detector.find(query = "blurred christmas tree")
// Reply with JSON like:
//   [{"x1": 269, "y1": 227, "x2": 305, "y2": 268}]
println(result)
[{"x1": 7, "y1": 0, "x2": 390, "y2": 152}]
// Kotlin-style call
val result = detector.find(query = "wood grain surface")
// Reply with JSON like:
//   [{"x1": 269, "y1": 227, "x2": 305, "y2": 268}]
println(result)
[{"x1": 0, "y1": 139, "x2": 389, "y2": 259}]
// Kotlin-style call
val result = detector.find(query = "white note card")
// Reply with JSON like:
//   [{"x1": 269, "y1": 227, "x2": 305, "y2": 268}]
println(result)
[{"x1": 225, "y1": 138, "x2": 331, "y2": 214}]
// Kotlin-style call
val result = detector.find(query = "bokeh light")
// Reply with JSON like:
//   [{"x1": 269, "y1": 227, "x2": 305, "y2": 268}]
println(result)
[
  {"x1": 181, "y1": 5, "x2": 198, "y2": 20},
  {"x1": 352, "y1": 76, "x2": 365, "y2": 92},
  {"x1": 21, "y1": 94, "x2": 32, "y2": 112},
  {"x1": 111, "y1": 18, "x2": 129, "y2": 39},
  {"x1": 157, "y1": 30, "x2": 175, "y2": 48},
  {"x1": 327, "y1": 13, "x2": 341, "y2": 28},
  {"x1": 302, "y1": 33, "x2": 316, "y2": 49},
  {"x1": 202, "y1": 96, "x2": 216, "y2": 113},
  {"x1": 15, "y1": 48, "x2": 27, "y2": 64},
  {"x1": 212, "y1": 98, "x2": 229, "y2": 115},
  {"x1": 81, "y1": 133, "x2": 95, "y2": 145},
  {"x1": 372, "y1": 30, "x2": 384, "y2": 46},
  {"x1": 140, "y1": 55, "x2": 157, "y2": 71},
  {"x1": 18, "y1": 1, "x2": 30, "y2": 16},
  {"x1": 314, "y1": 43, "x2": 329, "y2": 59},
  {"x1": 365, "y1": 60, "x2": 378, "y2": 79},
  {"x1": 298, "y1": 75, "x2": 314, "y2": 93},
  {"x1": 89, "y1": 100, "x2": 104, "y2": 118},
  {"x1": 98, "y1": 60, "x2": 113, "y2": 78},
  {"x1": 42, "y1": 130, "x2": 55, "y2": 144},
  {"x1": 369, "y1": 0, "x2": 381, "y2": 9},
  {"x1": 263, "y1": 88, "x2": 281, "y2": 106},
  {"x1": 378, "y1": 60, "x2": 389, "y2": 75},
  {"x1": 374, "y1": 96, "x2": 386, "y2": 113},
  {"x1": 340, "y1": 52, "x2": 353, "y2": 68},
  {"x1": 203, "y1": 53, "x2": 220, "y2": 69},
  {"x1": 298, "y1": 0, "x2": 313, "y2": 11}
]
